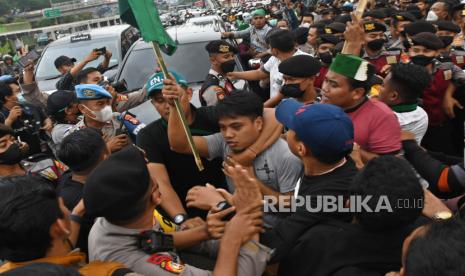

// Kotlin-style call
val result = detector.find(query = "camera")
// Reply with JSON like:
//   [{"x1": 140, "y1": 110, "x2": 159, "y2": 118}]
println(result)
[
  {"x1": 98, "y1": 78, "x2": 128, "y2": 93},
  {"x1": 94, "y1": 47, "x2": 107, "y2": 55}
]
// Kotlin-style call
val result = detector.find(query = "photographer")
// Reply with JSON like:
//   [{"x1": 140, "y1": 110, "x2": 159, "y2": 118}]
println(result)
[
  {"x1": 54, "y1": 48, "x2": 113, "y2": 91},
  {"x1": 0, "y1": 75, "x2": 52, "y2": 156}
]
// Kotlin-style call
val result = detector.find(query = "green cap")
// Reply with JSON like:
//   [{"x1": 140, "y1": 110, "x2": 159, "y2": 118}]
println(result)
[
  {"x1": 329, "y1": 54, "x2": 371, "y2": 81},
  {"x1": 146, "y1": 71, "x2": 188, "y2": 97},
  {"x1": 252, "y1": 9, "x2": 266, "y2": 17}
]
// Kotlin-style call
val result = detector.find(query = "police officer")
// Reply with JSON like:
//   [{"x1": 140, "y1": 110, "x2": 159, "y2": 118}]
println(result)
[
  {"x1": 435, "y1": 20, "x2": 465, "y2": 69},
  {"x1": 324, "y1": 22, "x2": 346, "y2": 40},
  {"x1": 387, "y1": 12, "x2": 417, "y2": 49},
  {"x1": 199, "y1": 40, "x2": 238, "y2": 106},
  {"x1": 66, "y1": 84, "x2": 129, "y2": 153},
  {"x1": 84, "y1": 145, "x2": 270, "y2": 276},
  {"x1": 362, "y1": 21, "x2": 401, "y2": 77},
  {"x1": 407, "y1": 32, "x2": 462, "y2": 156},
  {"x1": 265, "y1": 55, "x2": 321, "y2": 107},
  {"x1": 314, "y1": 34, "x2": 341, "y2": 89}
]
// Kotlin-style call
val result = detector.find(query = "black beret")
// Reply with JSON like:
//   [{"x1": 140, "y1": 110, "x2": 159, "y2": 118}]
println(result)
[
  {"x1": 319, "y1": 34, "x2": 341, "y2": 45},
  {"x1": 334, "y1": 14, "x2": 352, "y2": 24},
  {"x1": 83, "y1": 145, "x2": 150, "y2": 221},
  {"x1": 435, "y1": 20, "x2": 461, "y2": 33},
  {"x1": 363, "y1": 10, "x2": 386, "y2": 19},
  {"x1": 411, "y1": 32, "x2": 444, "y2": 50},
  {"x1": 205, "y1": 40, "x2": 238, "y2": 54},
  {"x1": 404, "y1": 21, "x2": 437, "y2": 36},
  {"x1": 279, "y1": 55, "x2": 321, "y2": 77},
  {"x1": 392, "y1": 12, "x2": 417, "y2": 22},
  {"x1": 340, "y1": 5, "x2": 353, "y2": 12},
  {"x1": 363, "y1": 21, "x2": 387, "y2": 33},
  {"x1": 328, "y1": 22, "x2": 346, "y2": 34},
  {"x1": 293, "y1": 27, "x2": 310, "y2": 45}
]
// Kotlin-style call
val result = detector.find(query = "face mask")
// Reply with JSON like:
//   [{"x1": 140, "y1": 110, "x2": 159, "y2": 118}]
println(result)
[
  {"x1": 367, "y1": 39, "x2": 386, "y2": 51},
  {"x1": 439, "y1": 36, "x2": 453, "y2": 47},
  {"x1": 220, "y1": 59, "x2": 236, "y2": 74},
  {"x1": 319, "y1": 51, "x2": 333, "y2": 64},
  {"x1": 426, "y1": 10, "x2": 438, "y2": 21},
  {"x1": 281, "y1": 83, "x2": 305, "y2": 98},
  {"x1": 16, "y1": 92, "x2": 26, "y2": 105},
  {"x1": 411, "y1": 55, "x2": 435, "y2": 66},
  {"x1": 0, "y1": 143, "x2": 23, "y2": 165},
  {"x1": 300, "y1": 22, "x2": 311, "y2": 28},
  {"x1": 83, "y1": 105, "x2": 113, "y2": 123}
]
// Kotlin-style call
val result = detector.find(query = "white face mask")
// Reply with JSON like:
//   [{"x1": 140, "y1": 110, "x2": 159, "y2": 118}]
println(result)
[
  {"x1": 426, "y1": 10, "x2": 438, "y2": 21},
  {"x1": 83, "y1": 104, "x2": 113, "y2": 123},
  {"x1": 300, "y1": 22, "x2": 311, "y2": 28}
]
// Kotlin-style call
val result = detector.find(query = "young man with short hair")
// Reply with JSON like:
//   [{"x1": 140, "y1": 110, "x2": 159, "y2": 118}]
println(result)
[
  {"x1": 165, "y1": 88, "x2": 302, "y2": 228},
  {"x1": 57, "y1": 128, "x2": 110, "y2": 253},
  {"x1": 378, "y1": 63, "x2": 431, "y2": 144},
  {"x1": 322, "y1": 54, "x2": 402, "y2": 161}
]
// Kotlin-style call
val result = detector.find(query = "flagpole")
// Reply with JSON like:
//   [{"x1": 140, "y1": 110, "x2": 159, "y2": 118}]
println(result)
[
  {"x1": 341, "y1": 0, "x2": 368, "y2": 53},
  {"x1": 151, "y1": 42, "x2": 205, "y2": 171}
]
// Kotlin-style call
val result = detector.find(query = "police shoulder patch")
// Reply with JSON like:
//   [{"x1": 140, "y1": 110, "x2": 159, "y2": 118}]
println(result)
[
  {"x1": 386, "y1": 55, "x2": 397, "y2": 64},
  {"x1": 147, "y1": 254, "x2": 185, "y2": 274}
]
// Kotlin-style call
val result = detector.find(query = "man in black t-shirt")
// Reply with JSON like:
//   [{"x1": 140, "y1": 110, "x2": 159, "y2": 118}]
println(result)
[
  {"x1": 57, "y1": 128, "x2": 110, "y2": 253},
  {"x1": 136, "y1": 71, "x2": 225, "y2": 227},
  {"x1": 261, "y1": 100, "x2": 358, "y2": 263}
]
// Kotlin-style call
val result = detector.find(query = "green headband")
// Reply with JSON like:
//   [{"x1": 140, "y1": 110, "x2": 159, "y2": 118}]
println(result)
[{"x1": 252, "y1": 9, "x2": 266, "y2": 17}]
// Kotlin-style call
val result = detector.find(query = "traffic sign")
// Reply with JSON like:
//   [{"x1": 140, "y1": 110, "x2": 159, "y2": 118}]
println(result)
[{"x1": 43, "y1": 8, "x2": 61, "y2": 18}]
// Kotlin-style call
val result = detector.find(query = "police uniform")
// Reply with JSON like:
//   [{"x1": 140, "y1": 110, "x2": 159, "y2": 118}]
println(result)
[
  {"x1": 200, "y1": 41, "x2": 238, "y2": 106},
  {"x1": 435, "y1": 21, "x2": 465, "y2": 69},
  {"x1": 314, "y1": 34, "x2": 341, "y2": 89},
  {"x1": 84, "y1": 146, "x2": 271, "y2": 276},
  {"x1": 362, "y1": 22, "x2": 401, "y2": 76},
  {"x1": 65, "y1": 84, "x2": 121, "y2": 139}
]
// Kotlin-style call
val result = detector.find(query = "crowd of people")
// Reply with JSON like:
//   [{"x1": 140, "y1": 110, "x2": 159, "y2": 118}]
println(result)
[{"x1": 0, "y1": 0, "x2": 465, "y2": 275}]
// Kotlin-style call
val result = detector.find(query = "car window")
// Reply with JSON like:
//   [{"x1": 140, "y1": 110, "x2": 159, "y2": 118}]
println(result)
[
  {"x1": 35, "y1": 38, "x2": 119, "y2": 80},
  {"x1": 119, "y1": 42, "x2": 211, "y2": 91}
]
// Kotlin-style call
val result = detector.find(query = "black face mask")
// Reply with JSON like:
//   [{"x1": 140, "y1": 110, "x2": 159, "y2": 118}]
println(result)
[
  {"x1": 411, "y1": 55, "x2": 435, "y2": 66},
  {"x1": 0, "y1": 143, "x2": 23, "y2": 165},
  {"x1": 439, "y1": 36, "x2": 454, "y2": 47},
  {"x1": 220, "y1": 60, "x2": 236, "y2": 74},
  {"x1": 367, "y1": 39, "x2": 386, "y2": 51},
  {"x1": 319, "y1": 51, "x2": 333, "y2": 64},
  {"x1": 281, "y1": 83, "x2": 305, "y2": 98}
]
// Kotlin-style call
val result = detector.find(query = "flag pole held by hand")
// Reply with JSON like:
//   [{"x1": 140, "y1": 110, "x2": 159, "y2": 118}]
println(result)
[
  {"x1": 151, "y1": 42, "x2": 204, "y2": 171},
  {"x1": 342, "y1": 0, "x2": 368, "y2": 53}
]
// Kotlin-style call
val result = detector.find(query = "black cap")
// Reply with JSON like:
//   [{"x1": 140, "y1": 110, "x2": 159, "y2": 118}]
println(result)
[
  {"x1": 319, "y1": 34, "x2": 341, "y2": 45},
  {"x1": 293, "y1": 27, "x2": 309, "y2": 45},
  {"x1": 404, "y1": 21, "x2": 437, "y2": 36},
  {"x1": 83, "y1": 145, "x2": 150, "y2": 221},
  {"x1": 279, "y1": 55, "x2": 321, "y2": 78},
  {"x1": 435, "y1": 20, "x2": 461, "y2": 33},
  {"x1": 411, "y1": 32, "x2": 444, "y2": 50},
  {"x1": 205, "y1": 40, "x2": 238, "y2": 54},
  {"x1": 334, "y1": 14, "x2": 352, "y2": 24},
  {"x1": 340, "y1": 5, "x2": 353, "y2": 12},
  {"x1": 54, "y1": 56, "x2": 77, "y2": 69},
  {"x1": 363, "y1": 21, "x2": 387, "y2": 33},
  {"x1": 392, "y1": 12, "x2": 417, "y2": 22},
  {"x1": 327, "y1": 22, "x2": 346, "y2": 34},
  {"x1": 363, "y1": 10, "x2": 386, "y2": 19},
  {"x1": 46, "y1": 90, "x2": 77, "y2": 116}
]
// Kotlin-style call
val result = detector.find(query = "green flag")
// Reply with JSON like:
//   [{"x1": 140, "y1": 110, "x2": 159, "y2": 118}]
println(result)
[{"x1": 119, "y1": 0, "x2": 176, "y2": 55}]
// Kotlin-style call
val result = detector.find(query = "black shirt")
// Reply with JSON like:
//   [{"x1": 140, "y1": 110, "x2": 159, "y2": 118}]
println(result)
[
  {"x1": 58, "y1": 172, "x2": 93, "y2": 254},
  {"x1": 261, "y1": 159, "x2": 358, "y2": 263},
  {"x1": 0, "y1": 103, "x2": 46, "y2": 155},
  {"x1": 136, "y1": 106, "x2": 226, "y2": 218},
  {"x1": 55, "y1": 72, "x2": 75, "y2": 91},
  {"x1": 278, "y1": 220, "x2": 411, "y2": 276}
]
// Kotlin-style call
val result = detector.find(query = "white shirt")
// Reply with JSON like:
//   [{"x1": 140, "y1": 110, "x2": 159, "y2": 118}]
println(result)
[
  {"x1": 262, "y1": 49, "x2": 311, "y2": 98},
  {"x1": 395, "y1": 106, "x2": 429, "y2": 144}
]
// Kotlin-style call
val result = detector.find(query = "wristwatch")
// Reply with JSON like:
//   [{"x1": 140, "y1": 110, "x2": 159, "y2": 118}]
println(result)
[
  {"x1": 432, "y1": 211, "x2": 453, "y2": 220},
  {"x1": 173, "y1": 214, "x2": 188, "y2": 225}
]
